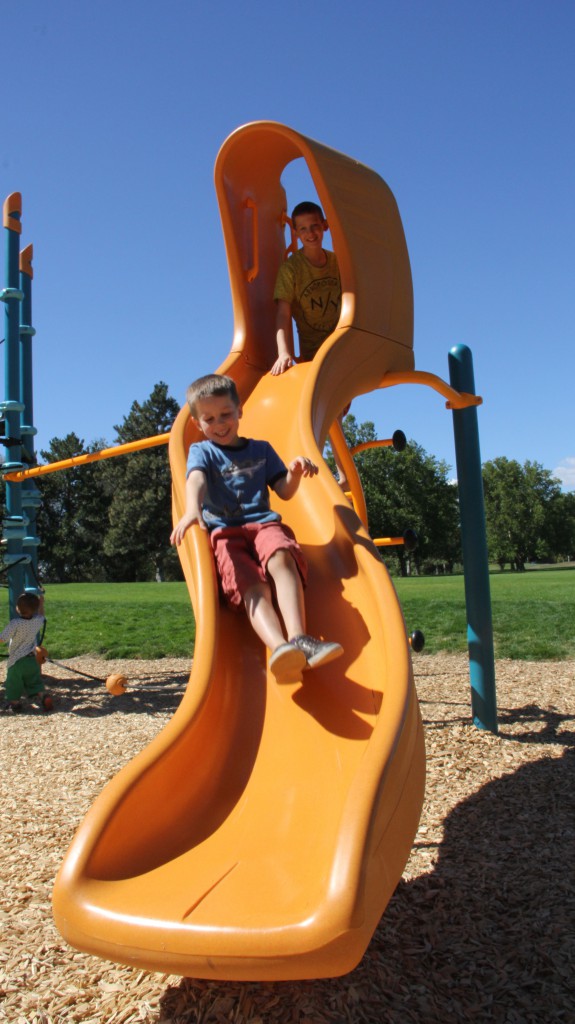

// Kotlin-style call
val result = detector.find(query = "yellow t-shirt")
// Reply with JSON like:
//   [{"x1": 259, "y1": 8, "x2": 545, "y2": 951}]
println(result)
[{"x1": 273, "y1": 249, "x2": 341, "y2": 361}]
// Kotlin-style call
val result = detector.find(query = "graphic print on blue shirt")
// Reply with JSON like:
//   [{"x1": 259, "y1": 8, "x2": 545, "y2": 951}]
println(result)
[{"x1": 186, "y1": 438, "x2": 288, "y2": 530}]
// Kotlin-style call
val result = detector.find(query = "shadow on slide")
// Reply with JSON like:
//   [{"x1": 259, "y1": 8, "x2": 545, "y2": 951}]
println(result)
[{"x1": 53, "y1": 123, "x2": 426, "y2": 980}]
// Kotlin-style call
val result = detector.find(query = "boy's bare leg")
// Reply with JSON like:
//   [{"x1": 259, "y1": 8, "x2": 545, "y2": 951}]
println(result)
[
  {"x1": 267, "y1": 549, "x2": 344, "y2": 671},
  {"x1": 266, "y1": 549, "x2": 306, "y2": 640},
  {"x1": 243, "y1": 580, "x2": 287, "y2": 651},
  {"x1": 244, "y1": 576, "x2": 307, "y2": 681}
]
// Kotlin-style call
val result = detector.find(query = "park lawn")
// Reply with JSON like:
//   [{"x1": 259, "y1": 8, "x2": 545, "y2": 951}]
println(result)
[
  {"x1": 395, "y1": 567, "x2": 575, "y2": 660},
  {"x1": 0, "y1": 582, "x2": 195, "y2": 660},
  {"x1": 0, "y1": 569, "x2": 573, "y2": 660}
]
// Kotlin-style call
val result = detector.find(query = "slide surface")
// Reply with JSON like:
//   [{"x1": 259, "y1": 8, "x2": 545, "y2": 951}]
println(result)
[{"x1": 52, "y1": 123, "x2": 426, "y2": 980}]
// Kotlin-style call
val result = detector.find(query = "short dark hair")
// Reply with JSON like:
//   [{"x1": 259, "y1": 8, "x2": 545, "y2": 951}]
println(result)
[
  {"x1": 291, "y1": 201, "x2": 325, "y2": 224},
  {"x1": 186, "y1": 374, "x2": 240, "y2": 417},
  {"x1": 16, "y1": 592, "x2": 41, "y2": 618}
]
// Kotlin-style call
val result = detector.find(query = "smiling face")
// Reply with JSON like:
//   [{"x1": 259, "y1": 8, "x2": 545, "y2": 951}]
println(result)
[
  {"x1": 292, "y1": 211, "x2": 327, "y2": 256},
  {"x1": 192, "y1": 394, "x2": 243, "y2": 447}
]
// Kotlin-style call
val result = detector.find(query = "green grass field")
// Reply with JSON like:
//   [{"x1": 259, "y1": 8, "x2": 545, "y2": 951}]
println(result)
[
  {"x1": 0, "y1": 583, "x2": 195, "y2": 661},
  {"x1": 395, "y1": 567, "x2": 575, "y2": 660},
  {"x1": 0, "y1": 569, "x2": 573, "y2": 661}
]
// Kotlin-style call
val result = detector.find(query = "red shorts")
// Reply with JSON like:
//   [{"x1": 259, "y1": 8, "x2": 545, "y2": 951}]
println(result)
[{"x1": 210, "y1": 521, "x2": 308, "y2": 609}]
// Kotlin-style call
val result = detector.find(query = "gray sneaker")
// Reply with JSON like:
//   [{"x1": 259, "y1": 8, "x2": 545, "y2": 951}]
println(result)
[
  {"x1": 269, "y1": 642, "x2": 307, "y2": 683},
  {"x1": 290, "y1": 634, "x2": 343, "y2": 669}
]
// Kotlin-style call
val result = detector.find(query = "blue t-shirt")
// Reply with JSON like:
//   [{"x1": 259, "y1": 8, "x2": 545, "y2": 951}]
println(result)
[{"x1": 186, "y1": 438, "x2": 288, "y2": 530}]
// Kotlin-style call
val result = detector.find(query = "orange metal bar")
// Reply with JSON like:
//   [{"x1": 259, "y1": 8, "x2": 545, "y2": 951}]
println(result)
[
  {"x1": 328, "y1": 419, "x2": 368, "y2": 526},
  {"x1": 379, "y1": 369, "x2": 482, "y2": 409},
  {"x1": 350, "y1": 438, "x2": 394, "y2": 456},
  {"x1": 3, "y1": 432, "x2": 171, "y2": 481}
]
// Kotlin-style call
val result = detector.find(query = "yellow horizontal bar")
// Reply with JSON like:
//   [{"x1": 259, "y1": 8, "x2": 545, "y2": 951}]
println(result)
[
  {"x1": 3, "y1": 432, "x2": 171, "y2": 482},
  {"x1": 373, "y1": 536, "x2": 405, "y2": 548}
]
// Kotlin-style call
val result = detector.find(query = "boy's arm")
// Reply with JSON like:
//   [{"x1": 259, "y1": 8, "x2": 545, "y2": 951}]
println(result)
[
  {"x1": 170, "y1": 469, "x2": 208, "y2": 545},
  {"x1": 273, "y1": 456, "x2": 318, "y2": 500},
  {"x1": 271, "y1": 300, "x2": 295, "y2": 375},
  {"x1": 0, "y1": 621, "x2": 14, "y2": 643}
]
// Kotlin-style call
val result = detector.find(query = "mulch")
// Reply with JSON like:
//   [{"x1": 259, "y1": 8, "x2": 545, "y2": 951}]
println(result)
[{"x1": 1, "y1": 653, "x2": 574, "y2": 1023}]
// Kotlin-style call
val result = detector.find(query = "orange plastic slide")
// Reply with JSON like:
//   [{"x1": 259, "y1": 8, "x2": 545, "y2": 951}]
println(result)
[{"x1": 52, "y1": 123, "x2": 426, "y2": 981}]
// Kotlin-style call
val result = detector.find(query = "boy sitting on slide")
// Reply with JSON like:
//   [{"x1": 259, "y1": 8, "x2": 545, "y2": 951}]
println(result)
[{"x1": 170, "y1": 373, "x2": 343, "y2": 683}]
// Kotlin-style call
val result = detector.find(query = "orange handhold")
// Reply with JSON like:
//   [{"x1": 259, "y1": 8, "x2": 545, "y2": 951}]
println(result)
[
  {"x1": 105, "y1": 673, "x2": 128, "y2": 696},
  {"x1": 35, "y1": 644, "x2": 48, "y2": 666},
  {"x1": 3, "y1": 192, "x2": 22, "y2": 233},
  {"x1": 20, "y1": 243, "x2": 33, "y2": 278}
]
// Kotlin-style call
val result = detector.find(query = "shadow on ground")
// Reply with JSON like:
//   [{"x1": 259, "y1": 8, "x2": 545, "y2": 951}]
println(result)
[
  {"x1": 30, "y1": 670, "x2": 188, "y2": 717},
  {"x1": 156, "y1": 737, "x2": 574, "y2": 1023}
]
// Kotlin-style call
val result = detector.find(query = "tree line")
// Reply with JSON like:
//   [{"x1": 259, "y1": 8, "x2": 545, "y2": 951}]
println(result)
[
  {"x1": 337, "y1": 418, "x2": 575, "y2": 575},
  {"x1": 2, "y1": 382, "x2": 573, "y2": 583},
  {"x1": 33, "y1": 382, "x2": 182, "y2": 584}
]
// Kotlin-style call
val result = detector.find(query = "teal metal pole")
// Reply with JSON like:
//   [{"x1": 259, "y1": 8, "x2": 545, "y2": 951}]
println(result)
[
  {"x1": 1, "y1": 194, "x2": 27, "y2": 616},
  {"x1": 19, "y1": 243, "x2": 42, "y2": 593},
  {"x1": 448, "y1": 344, "x2": 497, "y2": 733}
]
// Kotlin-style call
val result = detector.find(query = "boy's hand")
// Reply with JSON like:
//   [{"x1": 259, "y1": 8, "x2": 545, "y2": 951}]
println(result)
[
  {"x1": 274, "y1": 456, "x2": 318, "y2": 500},
  {"x1": 270, "y1": 354, "x2": 294, "y2": 375},
  {"x1": 288, "y1": 456, "x2": 318, "y2": 478},
  {"x1": 170, "y1": 510, "x2": 206, "y2": 546}
]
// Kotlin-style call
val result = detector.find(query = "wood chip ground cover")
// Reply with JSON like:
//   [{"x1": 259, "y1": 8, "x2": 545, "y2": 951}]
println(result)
[{"x1": 1, "y1": 654, "x2": 573, "y2": 1023}]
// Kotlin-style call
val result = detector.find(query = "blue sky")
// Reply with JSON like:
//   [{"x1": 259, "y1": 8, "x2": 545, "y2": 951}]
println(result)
[{"x1": 3, "y1": 0, "x2": 574, "y2": 489}]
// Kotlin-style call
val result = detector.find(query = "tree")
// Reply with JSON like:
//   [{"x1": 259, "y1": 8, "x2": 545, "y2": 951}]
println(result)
[
  {"x1": 36, "y1": 433, "x2": 111, "y2": 582},
  {"x1": 482, "y1": 457, "x2": 567, "y2": 570},
  {"x1": 544, "y1": 490, "x2": 575, "y2": 562},
  {"x1": 103, "y1": 382, "x2": 182, "y2": 581},
  {"x1": 335, "y1": 416, "x2": 460, "y2": 575}
]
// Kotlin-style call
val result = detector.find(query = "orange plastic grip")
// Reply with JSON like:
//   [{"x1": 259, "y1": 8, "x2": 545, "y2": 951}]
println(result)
[{"x1": 244, "y1": 198, "x2": 258, "y2": 282}]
